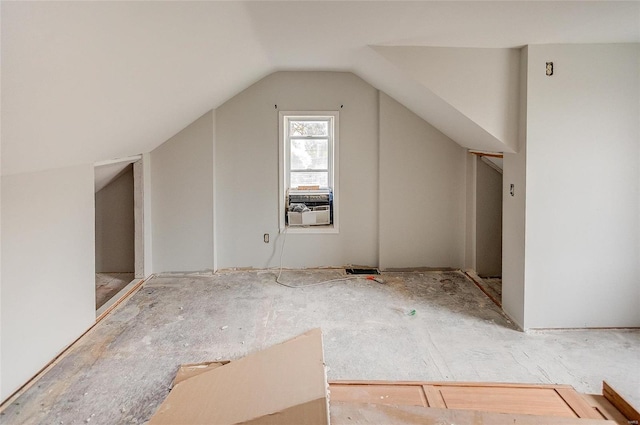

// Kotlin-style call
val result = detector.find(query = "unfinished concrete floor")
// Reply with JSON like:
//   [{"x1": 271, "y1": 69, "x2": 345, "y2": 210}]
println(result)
[
  {"x1": 2, "y1": 270, "x2": 638, "y2": 424},
  {"x1": 95, "y1": 273, "x2": 134, "y2": 309}
]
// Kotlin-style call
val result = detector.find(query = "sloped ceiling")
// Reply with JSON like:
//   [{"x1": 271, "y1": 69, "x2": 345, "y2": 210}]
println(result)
[{"x1": 2, "y1": 1, "x2": 639, "y2": 176}]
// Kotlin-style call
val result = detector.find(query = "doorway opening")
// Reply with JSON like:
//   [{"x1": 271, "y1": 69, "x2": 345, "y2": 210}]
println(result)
[
  {"x1": 472, "y1": 153, "x2": 503, "y2": 305},
  {"x1": 94, "y1": 156, "x2": 144, "y2": 314}
]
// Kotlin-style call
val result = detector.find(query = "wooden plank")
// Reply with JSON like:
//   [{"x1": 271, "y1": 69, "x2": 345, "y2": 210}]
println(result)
[
  {"x1": 417, "y1": 385, "x2": 428, "y2": 407},
  {"x1": 329, "y1": 383, "x2": 425, "y2": 406},
  {"x1": 437, "y1": 386, "x2": 578, "y2": 417},
  {"x1": 556, "y1": 387, "x2": 603, "y2": 419},
  {"x1": 581, "y1": 394, "x2": 628, "y2": 424},
  {"x1": 422, "y1": 385, "x2": 446, "y2": 408},
  {"x1": 330, "y1": 381, "x2": 608, "y2": 419},
  {"x1": 330, "y1": 402, "x2": 616, "y2": 425},
  {"x1": 603, "y1": 381, "x2": 640, "y2": 422}
]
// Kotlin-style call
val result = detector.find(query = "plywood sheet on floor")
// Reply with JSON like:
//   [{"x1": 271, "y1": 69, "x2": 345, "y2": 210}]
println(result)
[
  {"x1": 329, "y1": 381, "x2": 602, "y2": 419},
  {"x1": 330, "y1": 402, "x2": 614, "y2": 425}
]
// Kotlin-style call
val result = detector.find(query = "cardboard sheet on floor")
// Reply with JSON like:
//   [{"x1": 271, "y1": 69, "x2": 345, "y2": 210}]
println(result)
[
  {"x1": 171, "y1": 360, "x2": 230, "y2": 387},
  {"x1": 148, "y1": 328, "x2": 329, "y2": 425}
]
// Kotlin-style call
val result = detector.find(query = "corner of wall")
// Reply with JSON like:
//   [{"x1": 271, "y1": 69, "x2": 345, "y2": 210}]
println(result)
[
  {"x1": 499, "y1": 45, "x2": 528, "y2": 330},
  {"x1": 211, "y1": 109, "x2": 217, "y2": 272},
  {"x1": 0, "y1": 159, "x2": 3, "y2": 403},
  {"x1": 142, "y1": 152, "x2": 153, "y2": 277},
  {"x1": 464, "y1": 154, "x2": 477, "y2": 271}
]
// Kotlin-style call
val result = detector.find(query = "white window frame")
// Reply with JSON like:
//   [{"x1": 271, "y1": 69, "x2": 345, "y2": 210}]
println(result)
[{"x1": 279, "y1": 111, "x2": 339, "y2": 234}]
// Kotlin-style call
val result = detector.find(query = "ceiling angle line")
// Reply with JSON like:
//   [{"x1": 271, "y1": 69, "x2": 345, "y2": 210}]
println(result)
[{"x1": 94, "y1": 154, "x2": 143, "y2": 167}]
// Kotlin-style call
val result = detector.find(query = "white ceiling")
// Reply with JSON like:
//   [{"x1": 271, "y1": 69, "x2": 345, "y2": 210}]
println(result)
[{"x1": 2, "y1": 1, "x2": 639, "y2": 176}]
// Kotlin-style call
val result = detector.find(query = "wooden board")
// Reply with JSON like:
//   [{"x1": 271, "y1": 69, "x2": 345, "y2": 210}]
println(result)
[
  {"x1": 329, "y1": 381, "x2": 602, "y2": 419},
  {"x1": 330, "y1": 402, "x2": 616, "y2": 425},
  {"x1": 603, "y1": 380, "x2": 640, "y2": 423},
  {"x1": 329, "y1": 384, "x2": 427, "y2": 407},
  {"x1": 581, "y1": 394, "x2": 629, "y2": 424}
]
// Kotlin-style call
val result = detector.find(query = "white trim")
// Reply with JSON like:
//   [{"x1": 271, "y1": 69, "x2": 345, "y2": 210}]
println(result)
[
  {"x1": 285, "y1": 226, "x2": 339, "y2": 235},
  {"x1": 94, "y1": 155, "x2": 142, "y2": 167},
  {"x1": 279, "y1": 111, "x2": 339, "y2": 234}
]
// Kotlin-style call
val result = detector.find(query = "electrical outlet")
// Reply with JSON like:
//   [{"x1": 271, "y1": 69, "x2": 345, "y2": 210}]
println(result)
[{"x1": 263, "y1": 233, "x2": 269, "y2": 243}]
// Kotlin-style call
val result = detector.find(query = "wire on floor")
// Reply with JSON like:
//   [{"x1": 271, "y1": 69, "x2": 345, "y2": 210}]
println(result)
[{"x1": 275, "y1": 225, "x2": 383, "y2": 288}]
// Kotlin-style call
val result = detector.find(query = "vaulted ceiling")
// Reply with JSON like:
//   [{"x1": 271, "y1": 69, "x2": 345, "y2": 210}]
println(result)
[{"x1": 2, "y1": 1, "x2": 638, "y2": 176}]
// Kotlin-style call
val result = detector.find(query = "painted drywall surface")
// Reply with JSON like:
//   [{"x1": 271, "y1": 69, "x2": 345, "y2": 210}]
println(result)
[
  {"x1": 475, "y1": 159, "x2": 503, "y2": 277},
  {"x1": 142, "y1": 153, "x2": 153, "y2": 277},
  {"x1": 1, "y1": 1, "x2": 272, "y2": 177},
  {"x1": 95, "y1": 164, "x2": 134, "y2": 273},
  {"x1": 373, "y1": 46, "x2": 520, "y2": 152},
  {"x1": 1, "y1": 164, "x2": 95, "y2": 401},
  {"x1": 215, "y1": 72, "x2": 379, "y2": 269},
  {"x1": 465, "y1": 155, "x2": 477, "y2": 271},
  {"x1": 361, "y1": 47, "x2": 512, "y2": 155},
  {"x1": 524, "y1": 44, "x2": 640, "y2": 328},
  {"x1": 150, "y1": 111, "x2": 214, "y2": 273},
  {"x1": 133, "y1": 160, "x2": 144, "y2": 278},
  {"x1": 378, "y1": 92, "x2": 466, "y2": 269},
  {"x1": 501, "y1": 46, "x2": 528, "y2": 329},
  {"x1": 211, "y1": 112, "x2": 218, "y2": 272}
]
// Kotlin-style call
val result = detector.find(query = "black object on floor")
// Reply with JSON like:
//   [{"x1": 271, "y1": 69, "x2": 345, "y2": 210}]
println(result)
[{"x1": 345, "y1": 268, "x2": 379, "y2": 275}]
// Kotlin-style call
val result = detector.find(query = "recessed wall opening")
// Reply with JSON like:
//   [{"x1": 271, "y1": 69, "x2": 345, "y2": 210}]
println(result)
[
  {"x1": 473, "y1": 152, "x2": 504, "y2": 305},
  {"x1": 94, "y1": 156, "x2": 144, "y2": 314}
]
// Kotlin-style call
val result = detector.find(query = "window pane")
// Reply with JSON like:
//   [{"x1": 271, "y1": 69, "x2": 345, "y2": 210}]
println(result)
[
  {"x1": 289, "y1": 120, "x2": 328, "y2": 137},
  {"x1": 291, "y1": 171, "x2": 328, "y2": 188},
  {"x1": 291, "y1": 139, "x2": 328, "y2": 170}
]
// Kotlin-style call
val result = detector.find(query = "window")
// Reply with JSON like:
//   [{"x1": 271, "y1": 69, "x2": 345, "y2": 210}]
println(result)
[{"x1": 279, "y1": 111, "x2": 339, "y2": 233}]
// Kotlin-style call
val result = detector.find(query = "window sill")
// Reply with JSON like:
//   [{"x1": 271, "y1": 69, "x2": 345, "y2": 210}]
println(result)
[{"x1": 282, "y1": 224, "x2": 339, "y2": 234}]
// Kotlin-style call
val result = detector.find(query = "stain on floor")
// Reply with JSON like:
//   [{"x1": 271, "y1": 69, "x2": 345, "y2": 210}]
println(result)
[{"x1": 2, "y1": 270, "x2": 638, "y2": 425}]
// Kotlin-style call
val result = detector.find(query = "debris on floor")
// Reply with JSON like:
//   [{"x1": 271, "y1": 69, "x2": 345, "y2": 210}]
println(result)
[
  {"x1": 148, "y1": 328, "x2": 639, "y2": 425},
  {"x1": 149, "y1": 329, "x2": 328, "y2": 424}
]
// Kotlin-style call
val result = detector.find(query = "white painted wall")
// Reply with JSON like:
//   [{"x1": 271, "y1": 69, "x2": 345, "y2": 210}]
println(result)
[
  {"x1": 1, "y1": 164, "x2": 96, "y2": 401},
  {"x1": 215, "y1": 72, "x2": 379, "y2": 269},
  {"x1": 373, "y1": 46, "x2": 520, "y2": 152},
  {"x1": 142, "y1": 153, "x2": 153, "y2": 277},
  {"x1": 524, "y1": 44, "x2": 640, "y2": 328},
  {"x1": 150, "y1": 110, "x2": 214, "y2": 273},
  {"x1": 214, "y1": 72, "x2": 469, "y2": 270},
  {"x1": 476, "y1": 158, "x2": 503, "y2": 277},
  {"x1": 464, "y1": 155, "x2": 477, "y2": 271},
  {"x1": 379, "y1": 92, "x2": 466, "y2": 269},
  {"x1": 502, "y1": 47, "x2": 528, "y2": 329},
  {"x1": 95, "y1": 165, "x2": 134, "y2": 273}
]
